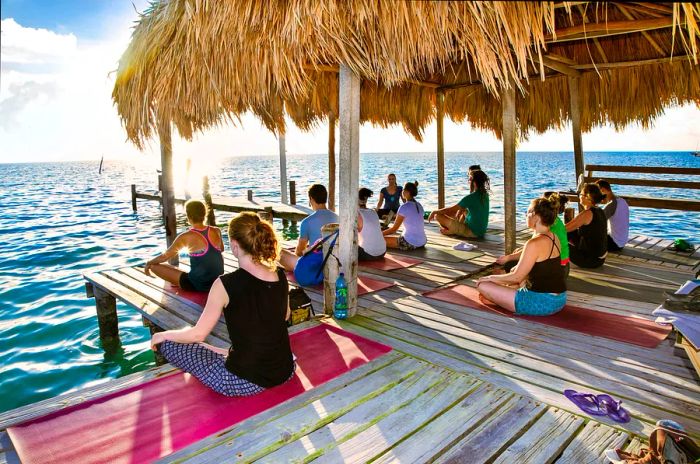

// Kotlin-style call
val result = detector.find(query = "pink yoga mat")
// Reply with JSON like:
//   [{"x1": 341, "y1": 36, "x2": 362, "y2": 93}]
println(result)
[
  {"x1": 422, "y1": 285, "x2": 671, "y2": 348},
  {"x1": 8, "y1": 325, "x2": 392, "y2": 464},
  {"x1": 286, "y1": 271, "x2": 395, "y2": 295},
  {"x1": 164, "y1": 282, "x2": 208, "y2": 307},
  {"x1": 360, "y1": 253, "x2": 423, "y2": 271}
]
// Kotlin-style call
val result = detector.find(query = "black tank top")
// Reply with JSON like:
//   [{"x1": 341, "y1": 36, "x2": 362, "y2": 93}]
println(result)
[
  {"x1": 220, "y1": 268, "x2": 294, "y2": 387},
  {"x1": 577, "y1": 207, "x2": 608, "y2": 258},
  {"x1": 528, "y1": 234, "x2": 567, "y2": 294}
]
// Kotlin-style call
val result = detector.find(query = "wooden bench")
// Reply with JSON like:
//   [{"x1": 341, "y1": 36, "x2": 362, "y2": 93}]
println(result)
[{"x1": 563, "y1": 164, "x2": 700, "y2": 212}]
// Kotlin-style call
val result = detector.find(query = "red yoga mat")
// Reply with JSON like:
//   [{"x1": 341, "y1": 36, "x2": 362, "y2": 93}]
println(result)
[
  {"x1": 360, "y1": 253, "x2": 423, "y2": 271},
  {"x1": 164, "y1": 282, "x2": 208, "y2": 307},
  {"x1": 7, "y1": 325, "x2": 392, "y2": 464},
  {"x1": 286, "y1": 271, "x2": 395, "y2": 295},
  {"x1": 422, "y1": 285, "x2": 671, "y2": 348}
]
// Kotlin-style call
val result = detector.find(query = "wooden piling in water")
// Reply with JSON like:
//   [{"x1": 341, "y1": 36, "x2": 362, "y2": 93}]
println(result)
[
  {"x1": 93, "y1": 286, "x2": 120, "y2": 344},
  {"x1": 142, "y1": 317, "x2": 166, "y2": 366},
  {"x1": 247, "y1": 190, "x2": 253, "y2": 202},
  {"x1": 289, "y1": 181, "x2": 296, "y2": 205},
  {"x1": 131, "y1": 184, "x2": 137, "y2": 211}
]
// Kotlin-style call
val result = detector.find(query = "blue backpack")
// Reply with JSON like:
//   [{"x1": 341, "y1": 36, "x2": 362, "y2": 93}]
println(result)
[{"x1": 294, "y1": 231, "x2": 339, "y2": 287}]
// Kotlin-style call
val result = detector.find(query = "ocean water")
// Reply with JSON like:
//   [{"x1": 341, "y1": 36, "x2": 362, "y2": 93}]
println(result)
[{"x1": 0, "y1": 151, "x2": 698, "y2": 413}]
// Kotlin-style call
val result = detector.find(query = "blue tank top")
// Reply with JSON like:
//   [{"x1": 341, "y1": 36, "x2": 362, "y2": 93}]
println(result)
[
  {"x1": 381, "y1": 186, "x2": 403, "y2": 212},
  {"x1": 188, "y1": 227, "x2": 224, "y2": 291}
]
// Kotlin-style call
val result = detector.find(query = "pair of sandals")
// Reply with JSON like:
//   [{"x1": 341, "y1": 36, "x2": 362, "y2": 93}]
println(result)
[
  {"x1": 663, "y1": 287, "x2": 700, "y2": 312},
  {"x1": 564, "y1": 389, "x2": 630, "y2": 423}
]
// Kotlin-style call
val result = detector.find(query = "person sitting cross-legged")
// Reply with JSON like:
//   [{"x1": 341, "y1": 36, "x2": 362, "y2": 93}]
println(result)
[
  {"x1": 428, "y1": 169, "x2": 490, "y2": 239},
  {"x1": 145, "y1": 199, "x2": 224, "y2": 292},
  {"x1": 477, "y1": 196, "x2": 567, "y2": 316},
  {"x1": 151, "y1": 212, "x2": 295, "y2": 396}
]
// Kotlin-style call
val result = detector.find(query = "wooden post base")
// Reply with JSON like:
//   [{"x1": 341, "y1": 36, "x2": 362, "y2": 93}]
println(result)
[
  {"x1": 142, "y1": 317, "x2": 167, "y2": 366},
  {"x1": 94, "y1": 287, "x2": 120, "y2": 345}
]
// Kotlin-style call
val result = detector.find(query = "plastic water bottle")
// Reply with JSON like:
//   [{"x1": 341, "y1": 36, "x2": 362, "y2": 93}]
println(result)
[{"x1": 334, "y1": 273, "x2": 348, "y2": 320}]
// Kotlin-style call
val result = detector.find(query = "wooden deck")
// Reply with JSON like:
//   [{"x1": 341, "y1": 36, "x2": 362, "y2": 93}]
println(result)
[{"x1": 1, "y1": 224, "x2": 699, "y2": 463}]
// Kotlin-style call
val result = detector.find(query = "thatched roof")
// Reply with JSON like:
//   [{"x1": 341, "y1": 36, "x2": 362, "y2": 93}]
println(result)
[{"x1": 113, "y1": 1, "x2": 700, "y2": 148}]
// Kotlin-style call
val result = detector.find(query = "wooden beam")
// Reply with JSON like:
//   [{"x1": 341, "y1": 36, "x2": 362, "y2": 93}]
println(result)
[
  {"x1": 546, "y1": 17, "x2": 676, "y2": 43},
  {"x1": 534, "y1": 54, "x2": 581, "y2": 77},
  {"x1": 279, "y1": 132, "x2": 288, "y2": 204},
  {"x1": 593, "y1": 39, "x2": 609, "y2": 63},
  {"x1": 328, "y1": 115, "x2": 337, "y2": 212},
  {"x1": 562, "y1": 193, "x2": 700, "y2": 212},
  {"x1": 568, "y1": 77, "x2": 585, "y2": 186},
  {"x1": 616, "y1": 3, "x2": 666, "y2": 56},
  {"x1": 584, "y1": 164, "x2": 700, "y2": 175},
  {"x1": 583, "y1": 176, "x2": 700, "y2": 190},
  {"x1": 632, "y1": 2, "x2": 672, "y2": 15},
  {"x1": 572, "y1": 54, "x2": 693, "y2": 70},
  {"x1": 436, "y1": 90, "x2": 446, "y2": 209},
  {"x1": 501, "y1": 83, "x2": 517, "y2": 255},
  {"x1": 159, "y1": 123, "x2": 178, "y2": 265},
  {"x1": 304, "y1": 63, "x2": 440, "y2": 89},
  {"x1": 337, "y1": 64, "x2": 360, "y2": 317}
]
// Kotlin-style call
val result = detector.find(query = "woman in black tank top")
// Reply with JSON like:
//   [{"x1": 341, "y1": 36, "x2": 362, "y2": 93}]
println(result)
[
  {"x1": 477, "y1": 197, "x2": 567, "y2": 316},
  {"x1": 151, "y1": 212, "x2": 294, "y2": 396},
  {"x1": 565, "y1": 183, "x2": 608, "y2": 269}
]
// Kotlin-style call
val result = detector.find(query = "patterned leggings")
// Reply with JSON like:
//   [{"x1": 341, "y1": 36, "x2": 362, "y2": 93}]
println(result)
[{"x1": 159, "y1": 341, "x2": 265, "y2": 397}]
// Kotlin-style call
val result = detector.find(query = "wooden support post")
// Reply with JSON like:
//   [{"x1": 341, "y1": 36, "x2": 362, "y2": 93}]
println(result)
[
  {"x1": 502, "y1": 83, "x2": 517, "y2": 255},
  {"x1": 202, "y1": 176, "x2": 216, "y2": 226},
  {"x1": 184, "y1": 158, "x2": 192, "y2": 200},
  {"x1": 94, "y1": 287, "x2": 120, "y2": 344},
  {"x1": 159, "y1": 123, "x2": 178, "y2": 265},
  {"x1": 142, "y1": 317, "x2": 166, "y2": 366},
  {"x1": 569, "y1": 76, "x2": 585, "y2": 187},
  {"x1": 131, "y1": 184, "x2": 137, "y2": 211},
  {"x1": 247, "y1": 190, "x2": 254, "y2": 202},
  {"x1": 279, "y1": 133, "x2": 288, "y2": 204},
  {"x1": 289, "y1": 181, "x2": 296, "y2": 205},
  {"x1": 328, "y1": 115, "x2": 337, "y2": 211},
  {"x1": 322, "y1": 223, "x2": 340, "y2": 315},
  {"x1": 436, "y1": 90, "x2": 446, "y2": 209},
  {"x1": 337, "y1": 64, "x2": 360, "y2": 317}
]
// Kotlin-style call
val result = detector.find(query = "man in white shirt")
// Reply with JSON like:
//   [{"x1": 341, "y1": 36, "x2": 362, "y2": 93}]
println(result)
[{"x1": 596, "y1": 180, "x2": 629, "y2": 251}]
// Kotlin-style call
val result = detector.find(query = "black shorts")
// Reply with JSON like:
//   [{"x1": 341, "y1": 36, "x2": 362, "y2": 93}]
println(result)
[
  {"x1": 358, "y1": 246, "x2": 385, "y2": 261},
  {"x1": 179, "y1": 272, "x2": 197, "y2": 291}
]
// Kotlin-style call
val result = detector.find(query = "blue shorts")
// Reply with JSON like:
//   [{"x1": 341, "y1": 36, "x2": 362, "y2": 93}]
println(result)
[{"x1": 514, "y1": 288, "x2": 566, "y2": 316}]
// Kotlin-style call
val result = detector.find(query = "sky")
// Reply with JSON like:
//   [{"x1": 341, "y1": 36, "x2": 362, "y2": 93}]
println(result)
[{"x1": 1, "y1": 1, "x2": 699, "y2": 164}]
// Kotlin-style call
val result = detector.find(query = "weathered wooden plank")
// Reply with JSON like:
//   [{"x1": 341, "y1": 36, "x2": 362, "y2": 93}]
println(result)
[
  {"x1": 386, "y1": 295, "x2": 692, "y2": 377},
  {"x1": 435, "y1": 395, "x2": 546, "y2": 463},
  {"x1": 363, "y1": 300, "x2": 699, "y2": 396},
  {"x1": 557, "y1": 421, "x2": 629, "y2": 463},
  {"x1": 336, "y1": 318, "x2": 695, "y2": 438},
  {"x1": 372, "y1": 384, "x2": 512, "y2": 463},
  {"x1": 161, "y1": 352, "x2": 415, "y2": 463},
  {"x1": 493, "y1": 408, "x2": 584, "y2": 464},
  {"x1": 258, "y1": 367, "x2": 454, "y2": 463},
  {"x1": 315, "y1": 374, "x2": 480, "y2": 463}
]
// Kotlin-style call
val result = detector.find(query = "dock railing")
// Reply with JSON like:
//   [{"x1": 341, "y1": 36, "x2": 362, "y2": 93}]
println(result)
[{"x1": 564, "y1": 164, "x2": 700, "y2": 211}]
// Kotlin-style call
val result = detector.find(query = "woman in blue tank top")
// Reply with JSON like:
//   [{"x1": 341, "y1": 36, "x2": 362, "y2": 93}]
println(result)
[
  {"x1": 145, "y1": 200, "x2": 225, "y2": 291},
  {"x1": 376, "y1": 173, "x2": 404, "y2": 218}
]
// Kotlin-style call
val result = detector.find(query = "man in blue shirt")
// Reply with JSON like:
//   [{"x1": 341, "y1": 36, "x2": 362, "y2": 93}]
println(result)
[{"x1": 295, "y1": 184, "x2": 339, "y2": 256}]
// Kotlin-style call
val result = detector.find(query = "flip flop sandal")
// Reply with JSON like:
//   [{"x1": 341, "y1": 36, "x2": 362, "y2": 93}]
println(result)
[
  {"x1": 597, "y1": 394, "x2": 631, "y2": 423},
  {"x1": 564, "y1": 389, "x2": 607, "y2": 416}
]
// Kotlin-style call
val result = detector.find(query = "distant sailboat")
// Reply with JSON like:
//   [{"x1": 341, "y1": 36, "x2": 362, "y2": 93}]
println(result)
[{"x1": 98, "y1": 155, "x2": 104, "y2": 174}]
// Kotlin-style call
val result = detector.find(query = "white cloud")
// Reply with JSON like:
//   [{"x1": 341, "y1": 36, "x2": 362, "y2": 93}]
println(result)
[{"x1": 1, "y1": 18, "x2": 77, "y2": 64}]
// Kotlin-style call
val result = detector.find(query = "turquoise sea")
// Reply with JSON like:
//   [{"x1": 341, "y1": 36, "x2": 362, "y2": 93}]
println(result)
[{"x1": 0, "y1": 151, "x2": 698, "y2": 413}]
